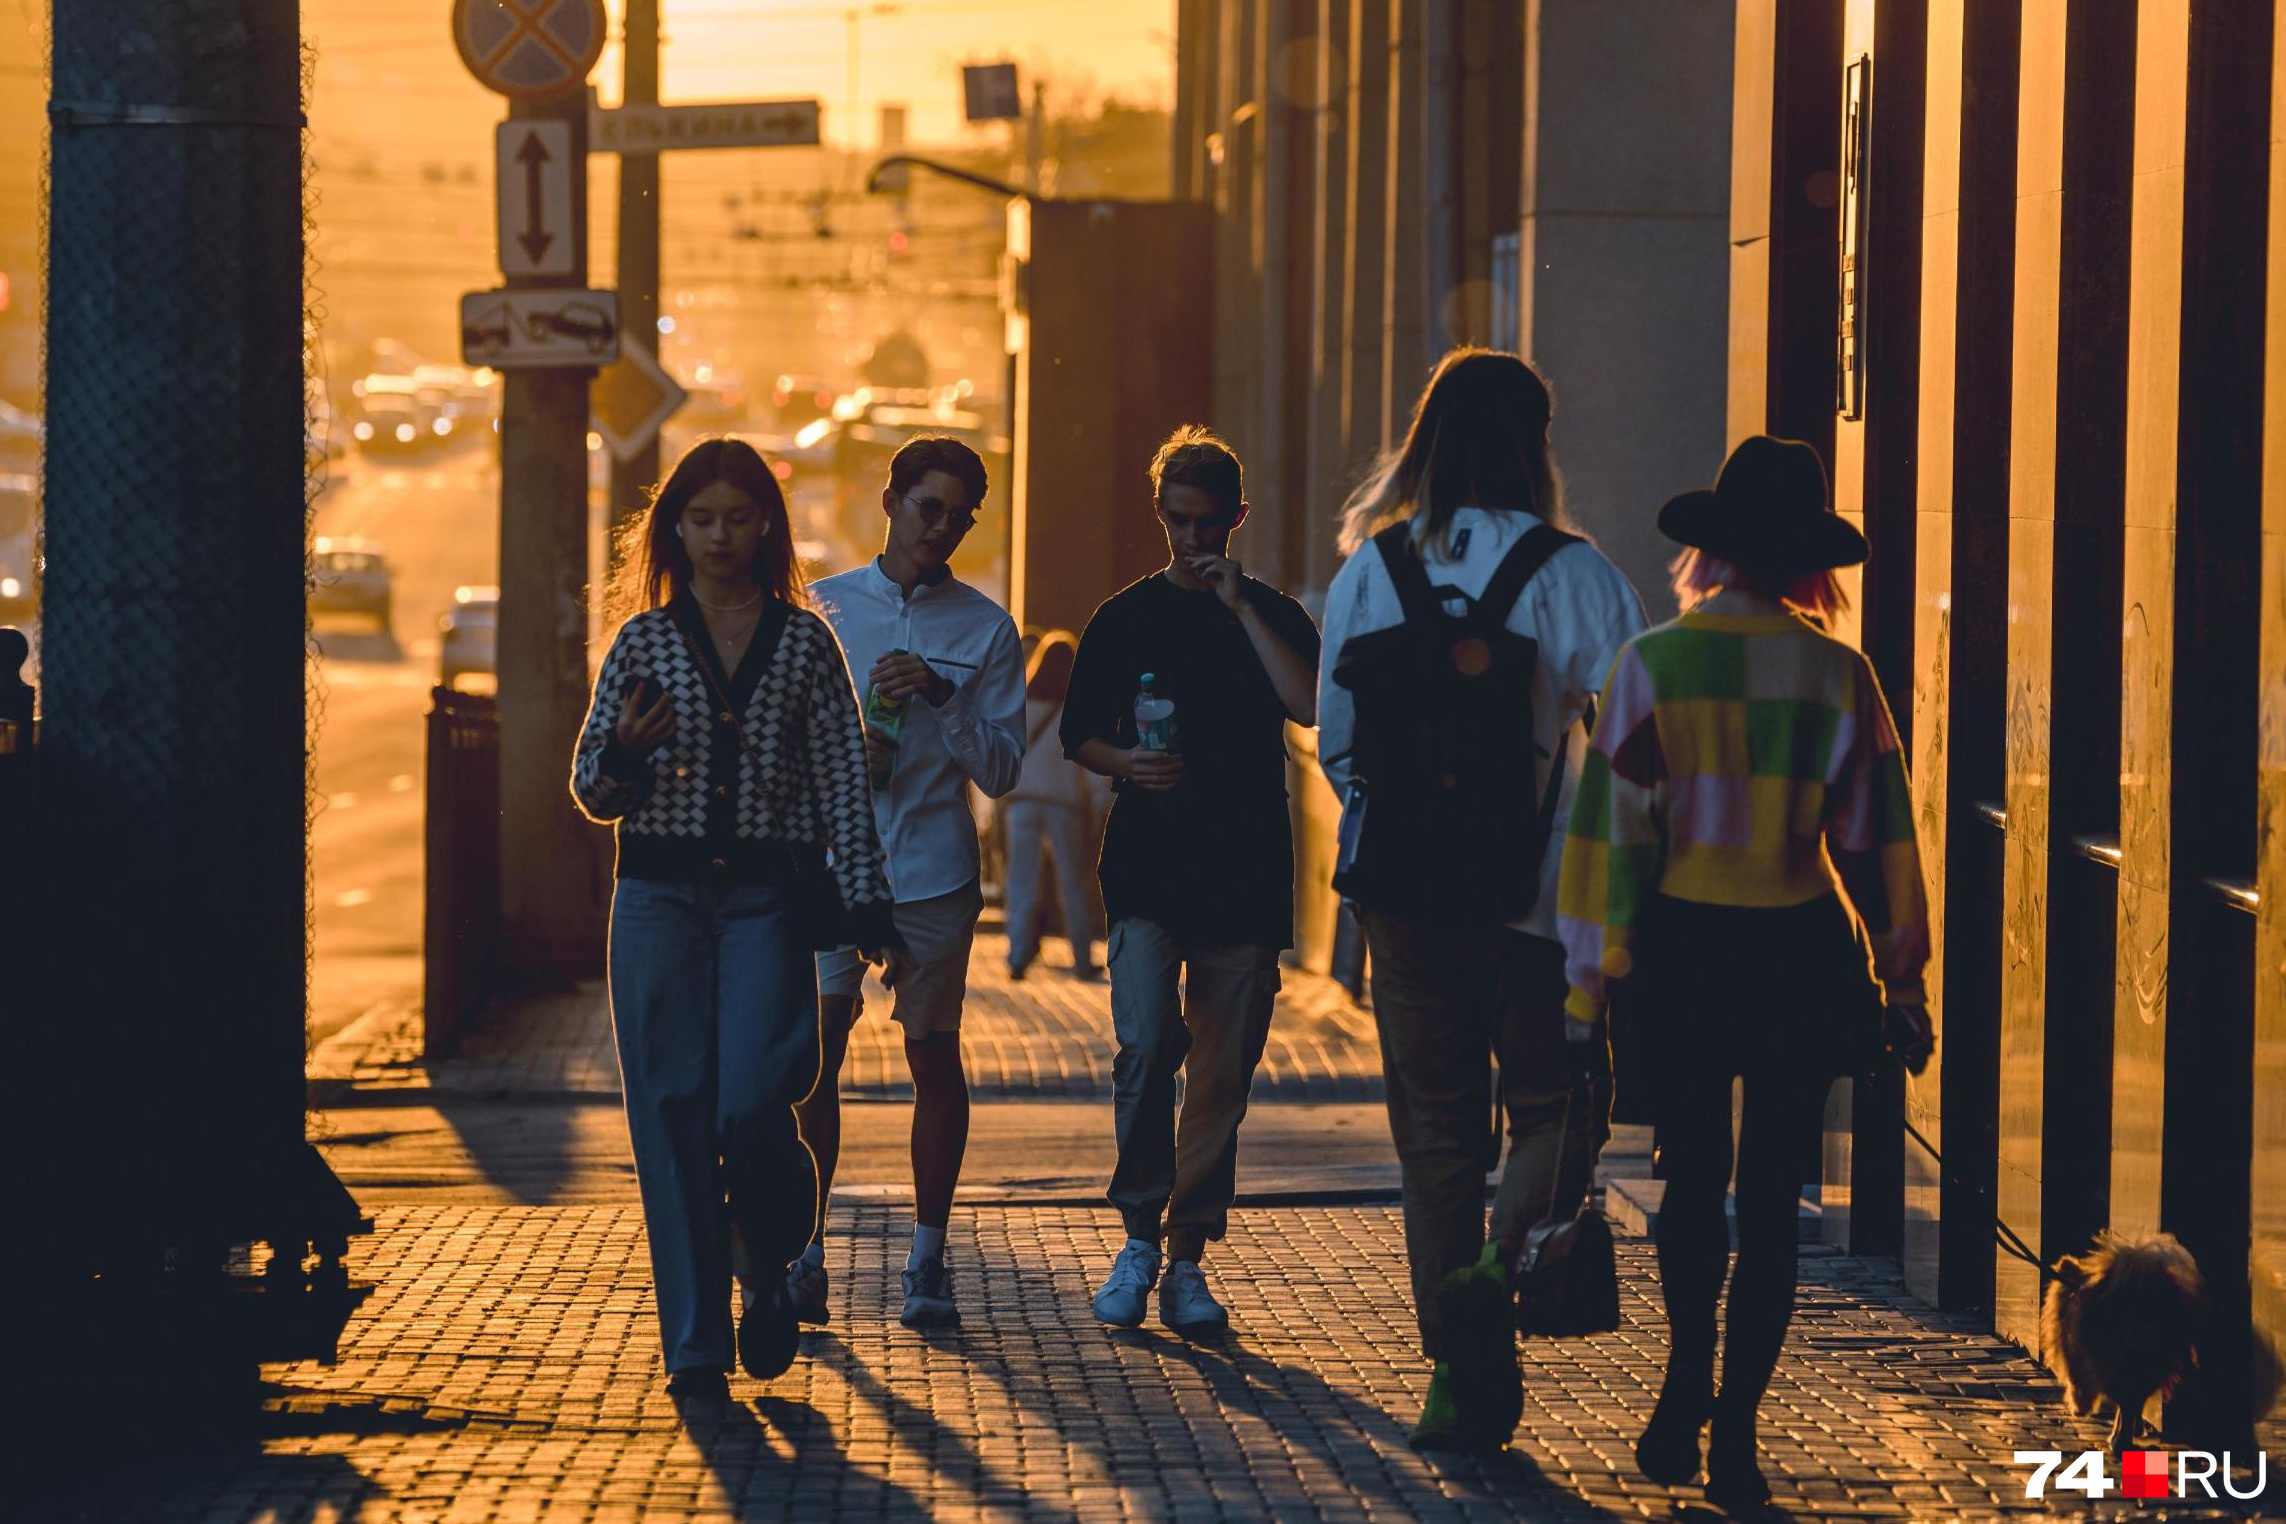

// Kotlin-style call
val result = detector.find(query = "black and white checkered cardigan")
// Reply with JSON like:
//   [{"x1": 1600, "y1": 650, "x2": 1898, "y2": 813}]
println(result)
[{"x1": 570, "y1": 603, "x2": 896, "y2": 944}]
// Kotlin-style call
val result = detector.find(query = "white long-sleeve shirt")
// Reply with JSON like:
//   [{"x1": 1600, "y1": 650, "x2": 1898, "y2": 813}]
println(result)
[
  {"x1": 811, "y1": 559, "x2": 1027, "y2": 902},
  {"x1": 1316, "y1": 506, "x2": 1648, "y2": 941}
]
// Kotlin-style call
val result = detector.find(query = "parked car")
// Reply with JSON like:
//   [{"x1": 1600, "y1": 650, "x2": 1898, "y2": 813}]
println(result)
[
  {"x1": 439, "y1": 585, "x2": 499, "y2": 688},
  {"x1": 309, "y1": 536, "x2": 392, "y2": 629},
  {"x1": 351, "y1": 394, "x2": 431, "y2": 454}
]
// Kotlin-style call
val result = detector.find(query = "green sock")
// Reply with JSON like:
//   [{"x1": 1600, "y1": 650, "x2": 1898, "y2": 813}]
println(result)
[{"x1": 1416, "y1": 1363, "x2": 1461, "y2": 1431}]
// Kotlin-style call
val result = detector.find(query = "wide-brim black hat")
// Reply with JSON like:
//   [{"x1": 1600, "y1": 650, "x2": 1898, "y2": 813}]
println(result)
[{"x1": 1657, "y1": 434, "x2": 1867, "y2": 572}]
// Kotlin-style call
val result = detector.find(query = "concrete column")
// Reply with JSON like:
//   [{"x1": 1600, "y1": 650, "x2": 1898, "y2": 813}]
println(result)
[
  {"x1": 1381, "y1": 0, "x2": 1427, "y2": 436},
  {"x1": 1342, "y1": 1, "x2": 1391, "y2": 466},
  {"x1": 1523, "y1": 0, "x2": 1732, "y2": 614},
  {"x1": 1253, "y1": 0, "x2": 1317, "y2": 594},
  {"x1": 1303, "y1": 0, "x2": 1354, "y2": 601}
]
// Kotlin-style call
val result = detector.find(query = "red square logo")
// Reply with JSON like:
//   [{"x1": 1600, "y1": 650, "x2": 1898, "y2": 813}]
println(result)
[{"x1": 2122, "y1": 1450, "x2": 2170, "y2": 1499}]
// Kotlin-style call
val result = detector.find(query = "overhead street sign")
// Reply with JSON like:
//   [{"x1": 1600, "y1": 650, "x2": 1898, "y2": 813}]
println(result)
[
  {"x1": 496, "y1": 119, "x2": 574, "y2": 277},
  {"x1": 590, "y1": 343, "x2": 689, "y2": 463},
  {"x1": 963, "y1": 63, "x2": 1022, "y2": 122},
  {"x1": 454, "y1": 0, "x2": 606, "y2": 102},
  {"x1": 589, "y1": 99, "x2": 823, "y2": 154},
  {"x1": 461, "y1": 288, "x2": 620, "y2": 369}
]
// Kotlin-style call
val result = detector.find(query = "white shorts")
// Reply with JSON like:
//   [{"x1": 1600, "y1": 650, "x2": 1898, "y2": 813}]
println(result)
[{"x1": 815, "y1": 877, "x2": 983, "y2": 1038}]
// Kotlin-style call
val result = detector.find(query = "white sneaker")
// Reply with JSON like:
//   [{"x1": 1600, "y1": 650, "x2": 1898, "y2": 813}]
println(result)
[
  {"x1": 1091, "y1": 1238, "x2": 1161, "y2": 1327},
  {"x1": 1157, "y1": 1259, "x2": 1228, "y2": 1336}
]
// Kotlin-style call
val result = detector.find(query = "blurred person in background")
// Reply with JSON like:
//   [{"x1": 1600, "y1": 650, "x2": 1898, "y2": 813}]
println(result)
[{"x1": 1002, "y1": 630, "x2": 1103, "y2": 981}]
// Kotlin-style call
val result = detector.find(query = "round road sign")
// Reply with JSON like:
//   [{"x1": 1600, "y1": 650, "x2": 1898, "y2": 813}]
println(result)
[{"x1": 453, "y1": 0, "x2": 606, "y2": 102}]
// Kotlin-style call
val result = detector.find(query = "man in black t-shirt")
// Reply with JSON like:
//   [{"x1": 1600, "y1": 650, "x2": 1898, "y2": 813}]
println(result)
[{"x1": 1060, "y1": 426, "x2": 1322, "y2": 1336}]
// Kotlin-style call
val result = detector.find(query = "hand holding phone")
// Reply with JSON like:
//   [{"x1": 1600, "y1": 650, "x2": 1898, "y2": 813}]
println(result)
[{"x1": 615, "y1": 674, "x2": 677, "y2": 756}]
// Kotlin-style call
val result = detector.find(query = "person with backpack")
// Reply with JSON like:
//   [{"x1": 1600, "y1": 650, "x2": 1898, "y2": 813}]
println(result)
[
  {"x1": 1003, "y1": 630, "x2": 1105, "y2": 981},
  {"x1": 1316, "y1": 349, "x2": 1647, "y2": 1452},
  {"x1": 1558, "y1": 435, "x2": 1931, "y2": 1511},
  {"x1": 1062, "y1": 426, "x2": 1321, "y2": 1337}
]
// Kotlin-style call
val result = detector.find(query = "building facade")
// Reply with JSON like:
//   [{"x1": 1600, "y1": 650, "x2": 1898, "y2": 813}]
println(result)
[{"x1": 1182, "y1": 0, "x2": 2286, "y2": 1446}]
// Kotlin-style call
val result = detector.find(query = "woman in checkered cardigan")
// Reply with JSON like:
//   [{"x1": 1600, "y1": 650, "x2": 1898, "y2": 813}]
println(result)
[{"x1": 571, "y1": 437, "x2": 903, "y2": 1400}]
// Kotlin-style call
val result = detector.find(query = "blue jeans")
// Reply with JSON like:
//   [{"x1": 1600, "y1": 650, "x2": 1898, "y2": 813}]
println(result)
[{"x1": 608, "y1": 876, "x2": 820, "y2": 1374}]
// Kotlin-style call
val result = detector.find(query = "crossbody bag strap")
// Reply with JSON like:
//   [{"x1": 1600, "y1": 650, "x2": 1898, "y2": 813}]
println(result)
[{"x1": 1370, "y1": 520, "x2": 1444, "y2": 625}]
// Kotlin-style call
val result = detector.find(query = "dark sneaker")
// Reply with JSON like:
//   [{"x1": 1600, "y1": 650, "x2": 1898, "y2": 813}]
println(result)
[
  {"x1": 666, "y1": 1365, "x2": 729, "y2": 1401},
  {"x1": 1435, "y1": 1244, "x2": 1521, "y2": 1446},
  {"x1": 738, "y1": 1279, "x2": 799, "y2": 1380},
  {"x1": 1408, "y1": 1363, "x2": 1506, "y2": 1453},
  {"x1": 900, "y1": 1252, "x2": 960, "y2": 1327},
  {"x1": 786, "y1": 1255, "x2": 830, "y2": 1326},
  {"x1": 1156, "y1": 1260, "x2": 1229, "y2": 1337}
]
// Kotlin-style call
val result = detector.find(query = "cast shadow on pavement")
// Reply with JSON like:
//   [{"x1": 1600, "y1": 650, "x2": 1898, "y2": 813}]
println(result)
[{"x1": 802, "y1": 1332, "x2": 1086, "y2": 1524}]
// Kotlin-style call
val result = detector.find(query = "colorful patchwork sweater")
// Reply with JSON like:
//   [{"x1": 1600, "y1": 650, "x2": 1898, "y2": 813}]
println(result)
[{"x1": 1556, "y1": 591, "x2": 1930, "y2": 1021}]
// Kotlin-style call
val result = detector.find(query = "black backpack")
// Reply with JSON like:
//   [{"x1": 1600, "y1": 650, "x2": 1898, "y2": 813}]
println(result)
[{"x1": 1329, "y1": 519, "x2": 1579, "y2": 921}]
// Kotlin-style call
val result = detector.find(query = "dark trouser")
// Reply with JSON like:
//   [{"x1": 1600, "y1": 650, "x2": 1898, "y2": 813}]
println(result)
[
  {"x1": 1360, "y1": 913, "x2": 1612, "y2": 1359},
  {"x1": 1636, "y1": 894, "x2": 1866, "y2": 1435},
  {"x1": 608, "y1": 876, "x2": 821, "y2": 1374},
  {"x1": 1104, "y1": 917, "x2": 1281, "y2": 1262}
]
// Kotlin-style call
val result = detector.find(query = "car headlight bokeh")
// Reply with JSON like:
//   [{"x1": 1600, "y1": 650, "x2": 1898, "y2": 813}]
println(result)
[
  {"x1": 0, "y1": 577, "x2": 20, "y2": 598},
  {"x1": 395, "y1": 423, "x2": 416, "y2": 443},
  {"x1": 353, "y1": 421, "x2": 374, "y2": 441}
]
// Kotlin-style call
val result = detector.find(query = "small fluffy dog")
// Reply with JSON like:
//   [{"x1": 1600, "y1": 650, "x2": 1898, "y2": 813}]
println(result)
[{"x1": 2042, "y1": 1232, "x2": 2205, "y2": 1452}]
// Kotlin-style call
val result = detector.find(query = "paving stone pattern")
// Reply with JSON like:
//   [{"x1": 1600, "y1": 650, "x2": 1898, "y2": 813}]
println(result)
[
  {"x1": 309, "y1": 933, "x2": 1383, "y2": 1104},
  {"x1": 38, "y1": 1202, "x2": 2262, "y2": 1524}
]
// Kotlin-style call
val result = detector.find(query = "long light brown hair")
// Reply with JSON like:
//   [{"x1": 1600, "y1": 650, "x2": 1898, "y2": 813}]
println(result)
[{"x1": 1337, "y1": 347, "x2": 1569, "y2": 558}]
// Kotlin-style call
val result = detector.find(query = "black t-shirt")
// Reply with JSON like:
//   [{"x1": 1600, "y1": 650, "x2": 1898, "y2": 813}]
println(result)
[{"x1": 1060, "y1": 570, "x2": 1322, "y2": 949}]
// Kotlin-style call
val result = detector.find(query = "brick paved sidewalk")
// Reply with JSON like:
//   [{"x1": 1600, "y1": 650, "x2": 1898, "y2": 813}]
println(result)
[
  {"x1": 40, "y1": 1202, "x2": 2260, "y2": 1524},
  {"x1": 310, "y1": 932, "x2": 1381, "y2": 1104}
]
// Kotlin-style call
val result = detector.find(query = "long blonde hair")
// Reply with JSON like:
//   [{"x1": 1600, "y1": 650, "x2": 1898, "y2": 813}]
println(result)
[{"x1": 1337, "y1": 347, "x2": 1569, "y2": 558}]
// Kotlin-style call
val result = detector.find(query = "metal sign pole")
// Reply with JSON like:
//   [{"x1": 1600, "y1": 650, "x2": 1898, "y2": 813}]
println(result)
[
  {"x1": 608, "y1": 0, "x2": 662, "y2": 555},
  {"x1": 497, "y1": 88, "x2": 606, "y2": 979}
]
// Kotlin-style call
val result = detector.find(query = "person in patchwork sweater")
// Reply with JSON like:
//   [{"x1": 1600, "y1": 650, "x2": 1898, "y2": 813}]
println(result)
[{"x1": 1555, "y1": 436, "x2": 1933, "y2": 1514}]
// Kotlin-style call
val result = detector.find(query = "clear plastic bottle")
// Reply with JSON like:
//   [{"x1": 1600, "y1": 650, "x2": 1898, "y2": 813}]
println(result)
[
  {"x1": 1133, "y1": 672, "x2": 1178, "y2": 754},
  {"x1": 864, "y1": 649, "x2": 910, "y2": 791}
]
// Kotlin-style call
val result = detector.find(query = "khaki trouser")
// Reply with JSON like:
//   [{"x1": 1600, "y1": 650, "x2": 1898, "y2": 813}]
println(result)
[
  {"x1": 1360, "y1": 913, "x2": 1612, "y2": 1358},
  {"x1": 1104, "y1": 917, "x2": 1282, "y2": 1262}
]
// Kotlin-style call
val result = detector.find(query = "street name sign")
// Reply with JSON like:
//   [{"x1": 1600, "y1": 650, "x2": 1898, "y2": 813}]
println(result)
[
  {"x1": 454, "y1": 0, "x2": 606, "y2": 102},
  {"x1": 496, "y1": 119, "x2": 575, "y2": 277},
  {"x1": 461, "y1": 288, "x2": 620, "y2": 368},
  {"x1": 590, "y1": 343, "x2": 690, "y2": 463},
  {"x1": 588, "y1": 99, "x2": 823, "y2": 154}
]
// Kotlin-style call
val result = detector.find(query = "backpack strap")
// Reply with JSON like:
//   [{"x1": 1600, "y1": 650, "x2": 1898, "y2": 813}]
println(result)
[
  {"x1": 1476, "y1": 521, "x2": 1581, "y2": 628},
  {"x1": 1370, "y1": 520, "x2": 1445, "y2": 625}
]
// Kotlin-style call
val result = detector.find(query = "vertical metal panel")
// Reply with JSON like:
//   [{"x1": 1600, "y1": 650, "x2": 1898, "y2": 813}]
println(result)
[
  {"x1": 2111, "y1": 0, "x2": 2191, "y2": 1245},
  {"x1": 1996, "y1": 0, "x2": 2069, "y2": 1349},
  {"x1": 1342, "y1": 1, "x2": 1391, "y2": 465},
  {"x1": 2254, "y1": 0, "x2": 2286, "y2": 1454}
]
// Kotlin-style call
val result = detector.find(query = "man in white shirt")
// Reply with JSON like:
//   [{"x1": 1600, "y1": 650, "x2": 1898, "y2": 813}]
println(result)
[{"x1": 793, "y1": 435, "x2": 1027, "y2": 1329}]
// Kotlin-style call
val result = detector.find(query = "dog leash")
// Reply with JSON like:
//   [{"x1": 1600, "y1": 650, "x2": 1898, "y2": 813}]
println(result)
[{"x1": 1900, "y1": 1118, "x2": 2053, "y2": 1275}]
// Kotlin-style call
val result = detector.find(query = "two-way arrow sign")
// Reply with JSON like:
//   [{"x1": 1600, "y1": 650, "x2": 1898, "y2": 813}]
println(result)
[{"x1": 496, "y1": 119, "x2": 574, "y2": 277}]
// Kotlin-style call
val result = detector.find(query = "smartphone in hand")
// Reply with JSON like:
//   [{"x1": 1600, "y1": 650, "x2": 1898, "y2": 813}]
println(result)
[{"x1": 628, "y1": 674, "x2": 663, "y2": 710}]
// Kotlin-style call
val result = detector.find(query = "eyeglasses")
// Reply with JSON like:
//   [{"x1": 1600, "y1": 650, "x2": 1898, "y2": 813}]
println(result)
[{"x1": 899, "y1": 492, "x2": 979, "y2": 532}]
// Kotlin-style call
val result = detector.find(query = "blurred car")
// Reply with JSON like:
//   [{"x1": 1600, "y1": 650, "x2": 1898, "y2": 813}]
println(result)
[
  {"x1": 309, "y1": 536, "x2": 392, "y2": 629},
  {"x1": 769, "y1": 373, "x2": 837, "y2": 430},
  {"x1": 439, "y1": 585, "x2": 499, "y2": 688},
  {"x1": 351, "y1": 394, "x2": 431, "y2": 454},
  {"x1": 0, "y1": 472, "x2": 35, "y2": 623}
]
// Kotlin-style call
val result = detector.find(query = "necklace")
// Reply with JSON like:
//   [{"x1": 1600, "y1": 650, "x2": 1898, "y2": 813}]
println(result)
[
  {"x1": 692, "y1": 588, "x2": 763, "y2": 613},
  {"x1": 709, "y1": 606, "x2": 761, "y2": 652}
]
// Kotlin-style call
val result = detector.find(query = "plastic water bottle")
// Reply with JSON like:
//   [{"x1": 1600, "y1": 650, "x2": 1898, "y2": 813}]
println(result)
[
  {"x1": 864, "y1": 649, "x2": 910, "y2": 790},
  {"x1": 1133, "y1": 672, "x2": 1178, "y2": 753}
]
